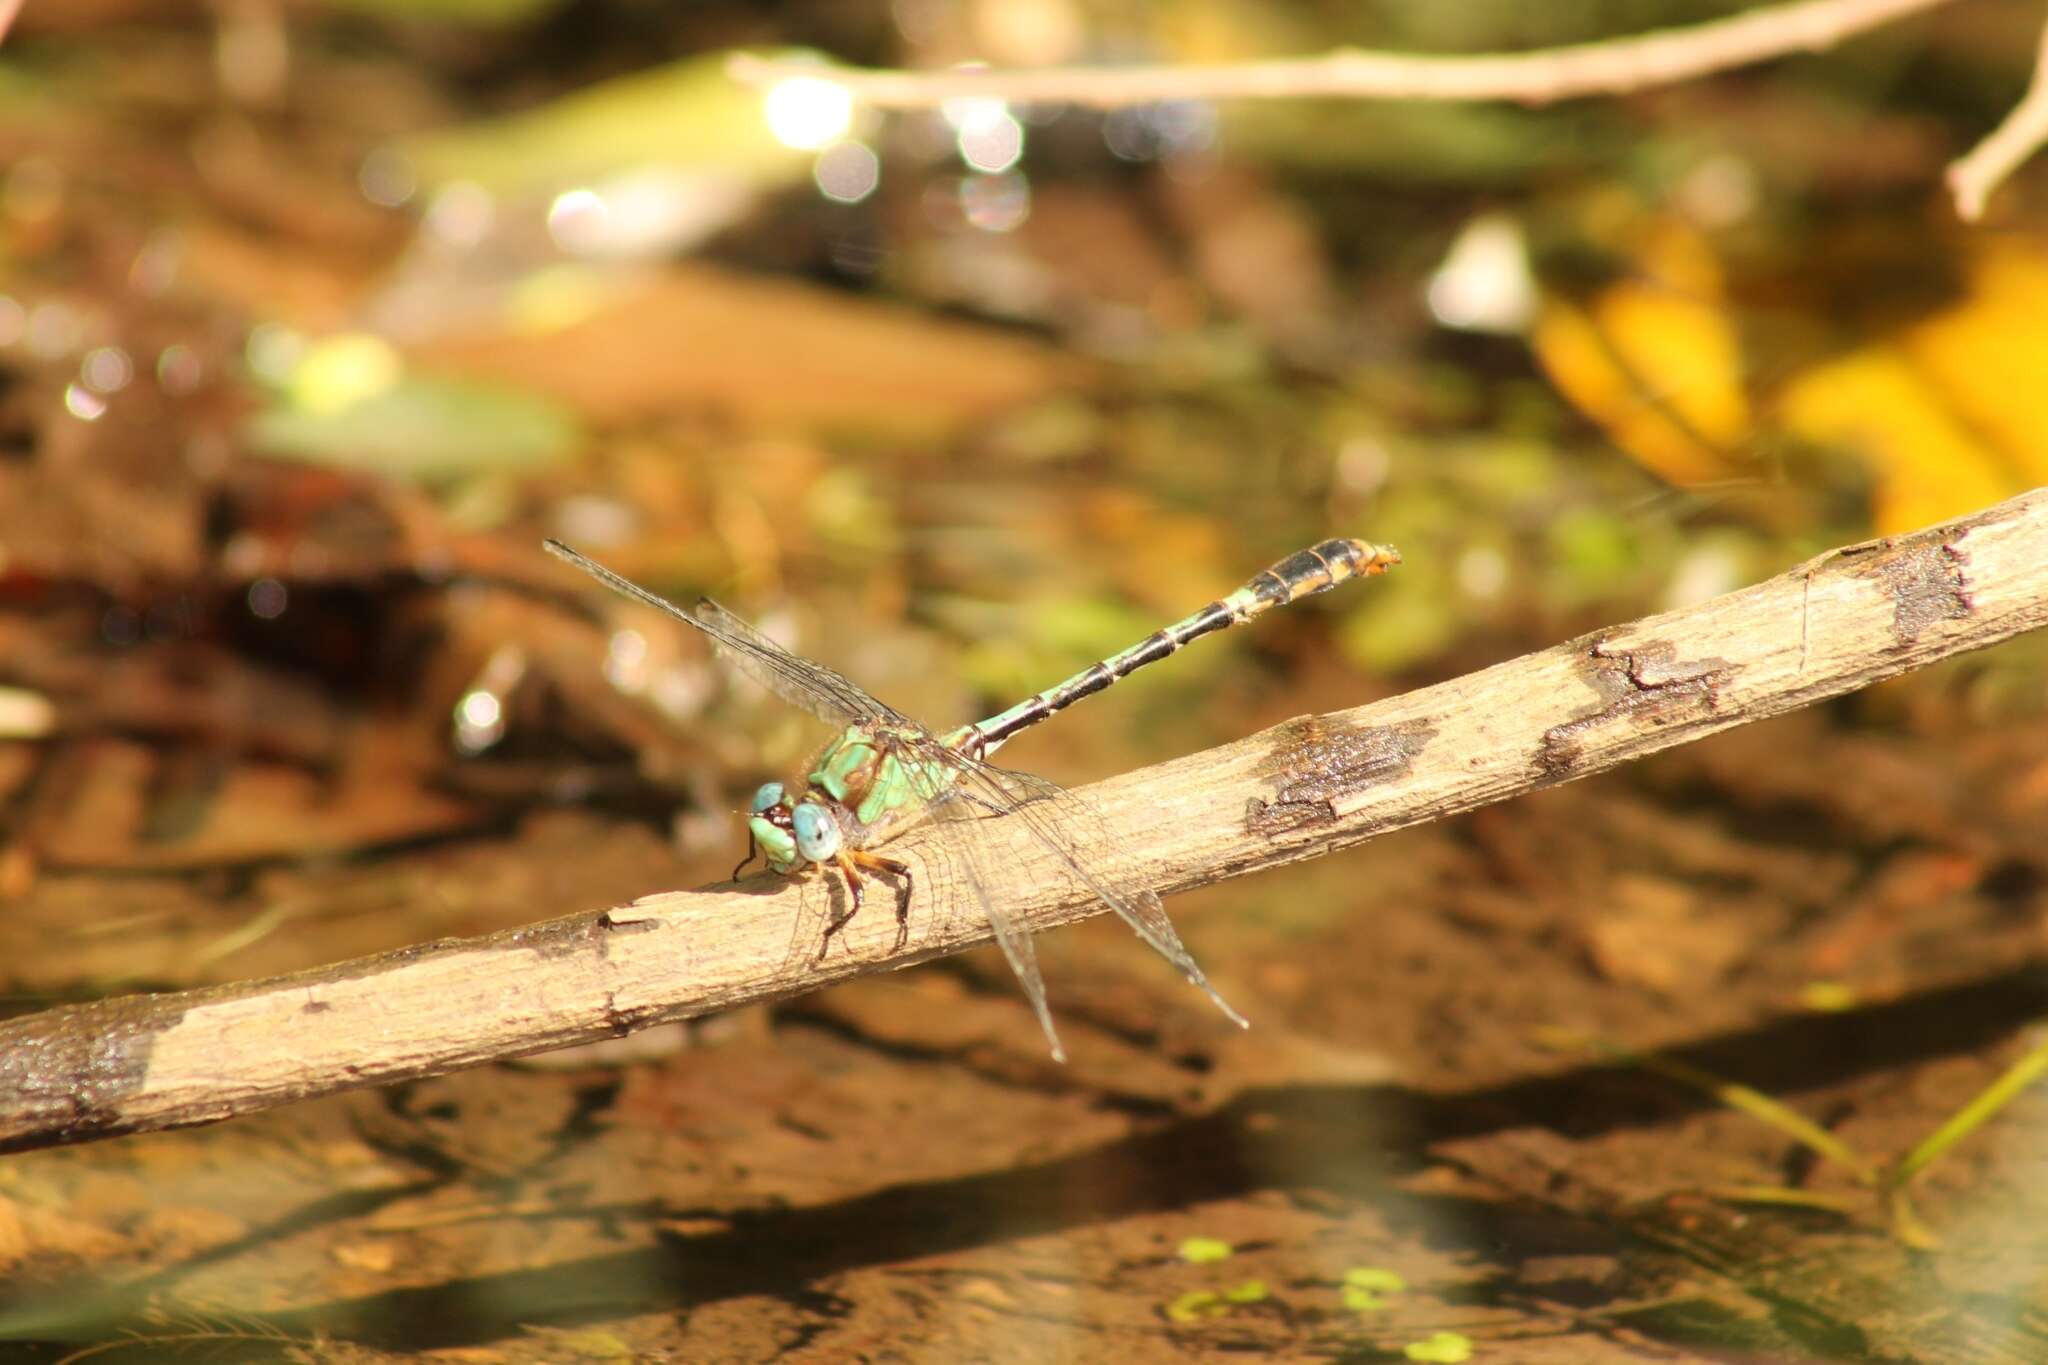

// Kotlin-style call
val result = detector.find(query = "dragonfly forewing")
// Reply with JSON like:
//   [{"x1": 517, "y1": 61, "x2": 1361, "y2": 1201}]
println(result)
[
  {"x1": 542, "y1": 541, "x2": 899, "y2": 730},
  {"x1": 904, "y1": 738, "x2": 1247, "y2": 1045},
  {"x1": 949, "y1": 754, "x2": 1248, "y2": 1029},
  {"x1": 931, "y1": 792, "x2": 1069, "y2": 1061},
  {"x1": 690, "y1": 599, "x2": 905, "y2": 729}
]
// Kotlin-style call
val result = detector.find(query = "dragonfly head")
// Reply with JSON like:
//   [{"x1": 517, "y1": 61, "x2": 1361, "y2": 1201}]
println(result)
[
  {"x1": 744, "y1": 784, "x2": 842, "y2": 872},
  {"x1": 790, "y1": 800, "x2": 843, "y2": 864}
]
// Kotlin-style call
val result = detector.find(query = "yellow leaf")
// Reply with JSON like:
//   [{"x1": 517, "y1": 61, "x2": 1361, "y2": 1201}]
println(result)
[
  {"x1": 1533, "y1": 217, "x2": 1749, "y2": 486},
  {"x1": 1777, "y1": 347, "x2": 2008, "y2": 533},
  {"x1": 1775, "y1": 238, "x2": 2048, "y2": 533},
  {"x1": 1535, "y1": 283, "x2": 1751, "y2": 486},
  {"x1": 1895, "y1": 240, "x2": 2048, "y2": 485}
]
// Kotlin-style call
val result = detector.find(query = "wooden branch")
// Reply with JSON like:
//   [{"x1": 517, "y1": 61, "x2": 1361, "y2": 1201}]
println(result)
[
  {"x1": 1948, "y1": 11, "x2": 2048, "y2": 220},
  {"x1": 727, "y1": 0, "x2": 1956, "y2": 108},
  {"x1": 5, "y1": 488, "x2": 2048, "y2": 1154}
]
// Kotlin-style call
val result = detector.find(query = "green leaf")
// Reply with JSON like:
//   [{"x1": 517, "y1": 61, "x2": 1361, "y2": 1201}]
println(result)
[
  {"x1": 401, "y1": 52, "x2": 812, "y2": 197},
  {"x1": 247, "y1": 374, "x2": 581, "y2": 484},
  {"x1": 1176, "y1": 1236, "x2": 1234, "y2": 1265}
]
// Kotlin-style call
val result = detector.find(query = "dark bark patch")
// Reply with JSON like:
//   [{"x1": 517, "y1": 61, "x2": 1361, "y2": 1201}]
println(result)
[
  {"x1": 1856, "y1": 539, "x2": 1971, "y2": 646},
  {"x1": 1248, "y1": 715, "x2": 1437, "y2": 834},
  {"x1": 1535, "y1": 638, "x2": 1734, "y2": 782},
  {"x1": 0, "y1": 993, "x2": 172, "y2": 1152}
]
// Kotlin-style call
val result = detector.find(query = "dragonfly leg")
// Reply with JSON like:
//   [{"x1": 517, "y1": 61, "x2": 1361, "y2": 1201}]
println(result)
[
  {"x1": 820, "y1": 851, "x2": 913, "y2": 955},
  {"x1": 820, "y1": 854, "x2": 866, "y2": 955},
  {"x1": 731, "y1": 831, "x2": 761, "y2": 882},
  {"x1": 847, "y1": 849, "x2": 913, "y2": 950}
]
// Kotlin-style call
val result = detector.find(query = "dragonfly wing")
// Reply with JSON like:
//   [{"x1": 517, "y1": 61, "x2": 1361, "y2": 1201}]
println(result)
[
  {"x1": 931, "y1": 748, "x2": 1247, "y2": 1030},
  {"x1": 546, "y1": 540, "x2": 884, "y2": 726},
  {"x1": 906, "y1": 770, "x2": 1067, "y2": 1060},
  {"x1": 691, "y1": 599, "x2": 906, "y2": 728}
]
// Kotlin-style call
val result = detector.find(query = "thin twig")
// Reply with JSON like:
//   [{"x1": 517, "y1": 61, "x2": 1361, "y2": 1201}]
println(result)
[
  {"x1": 736, "y1": 0, "x2": 2048, "y2": 221},
  {"x1": 3, "y1": 488, "x2": 2047, "y2": 1154},
  {"x1": 728, "y1": 0, "x2": 1956, "y2": 108},
  {"x1": 1948, "y1": 8, "x2": 2048, "y2": 219}
]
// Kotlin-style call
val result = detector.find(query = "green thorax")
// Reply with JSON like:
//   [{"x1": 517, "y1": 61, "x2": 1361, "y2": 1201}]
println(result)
[{"x1": 808, "y1": 724, "x2": 947, "y2": 832}]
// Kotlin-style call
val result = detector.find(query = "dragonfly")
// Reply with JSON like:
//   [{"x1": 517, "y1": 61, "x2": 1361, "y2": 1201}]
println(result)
[{"x1": 544, "y1": 535, "x2": 1400, "y2": 1060}]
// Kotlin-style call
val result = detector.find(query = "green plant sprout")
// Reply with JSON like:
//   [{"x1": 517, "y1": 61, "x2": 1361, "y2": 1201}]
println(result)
[
  {"x1": 1162, "y1": 1257, "x2": 1480, "y2": 1357},
  {"x1": 1177, "y1": 1235, "x2": 1235, "y2": 1264},
  {"x1": 1342, "y1": 1265, "x2": 1409, "y2": 1313},
  {"x1": 52, "y1": 1309, "x2": 319, "y2": 1365},
  {"x1": 1163, "y1": 1281, "x2": 1268, "y2": 1324},
  {"x1": 1404, "y1": 1329, "x2": 1475, "y2": 1362},
  {"x1": 1537, "y1": 1025, "x2": 2048, "y2": 1249},
  {"x1": 1165, "y1": 1290, "x2": 1230, "y2": 1324}
]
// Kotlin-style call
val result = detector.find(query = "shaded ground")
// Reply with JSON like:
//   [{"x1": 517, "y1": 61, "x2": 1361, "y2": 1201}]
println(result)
[{"x1": 7, "y1": 3, "x2": 2048, "y2": 1361}]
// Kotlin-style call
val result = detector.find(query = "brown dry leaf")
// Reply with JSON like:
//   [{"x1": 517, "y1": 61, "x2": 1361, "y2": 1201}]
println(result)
[
  {"x1": 1800, "y1": 847, "x2": 1983, "y2": 975},
  {"x1": 2, "y1": 632, "x2": 352, "y2": 770},
  {"x1": 1160, "y1": 162, "x2": 1335, "y2": 348},
  {"x1": 0, "y1": 1197, "x2": 27, "y2": 1273},
  {"x1": 0, "y1": 1194, "x2": 132, "y2": 1267},
  {"x1": 0, "y1": 454, "x2": 214, "y2": 590},
  {"x1": 412, "y1": 262, "x2": 1085, "y2": 438},
  {"x1": 176, "y1": 217, "x2": 385, "y2": 334},
  {"x1": 331, "y1": 1238, "x2": 399, "y2": 1272},
  {"x1": 1004, "y1": 182, "x2": 1183, "y2": 316},
  {"x1": 31, "y1": 733, "x2": 481, "y2": 871},
  {"x1": 134, "y1": 1204, "x2": 250, "y2": 1260},
  {"x1": 1584, "y1": 871, "x2": 1749, "y2": 995}
]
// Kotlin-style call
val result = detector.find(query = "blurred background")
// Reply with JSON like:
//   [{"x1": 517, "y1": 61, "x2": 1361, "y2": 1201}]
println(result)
[{"x1": 5, "y1": 1, "x2": 2048, "y2": 1360}]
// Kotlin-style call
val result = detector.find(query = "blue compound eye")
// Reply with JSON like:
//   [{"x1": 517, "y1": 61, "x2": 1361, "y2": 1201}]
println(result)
[
  {"x1": 749, "y1": 781, "x2": 785, "y2": 814},
  {"x1": 791, "y1": 802, "x2": 842, "y2": 863}
]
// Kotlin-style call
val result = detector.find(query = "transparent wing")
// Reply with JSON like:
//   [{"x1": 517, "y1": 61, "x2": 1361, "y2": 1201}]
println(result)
[
  {"x1": 902, "y1": 736, "x2": 1247, "y2": 1042},
  {"x1": 691, "y1": 600, "x2": 907, "y2": 728},
  {"x1": 887, "y1": 752, "x2": 1063, "y2": 1058},
  {"x1": 919, "y1": 786, "x2": 1068, "y2": 1062},
  {"x1": 954, "y1": 758, "x2": 1248, "y2": 1029},
  {"x1": 545, "y1": 539, "x2": 900, "y2": 728}
]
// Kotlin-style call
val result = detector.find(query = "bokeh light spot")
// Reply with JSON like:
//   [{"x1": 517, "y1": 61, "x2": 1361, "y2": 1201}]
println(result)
[
  {"x1": 959, "y1": 172, "x2": 1031, "y2": 233},
  {"x1": 63, "y1": 383, "x2": 107, "y2": 422},
  {"x1": 764, "y1": 77, "x2": 854, "y2": 151},
  {"x1": 1426, "y1": 214, "x2": 1535, "y2": 335},
  {"x1": 546, "y1": 187, "x2": 611, "y2": 254},
  {"x1": 944, "y1": 98, "x2": 1024, "y2": 174},
  {"x1": 814, "y1": 141, "x2": 881, "y2": 204},
  {"x1": 286, "y1": 333, "x2": 402, "y2": 414},
  {"x1": 82, "y1": 346, "x2": 134, "y2": 394},
  {"x1": 247, "y1": 577, "x2": 288, "y2": 620}
]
